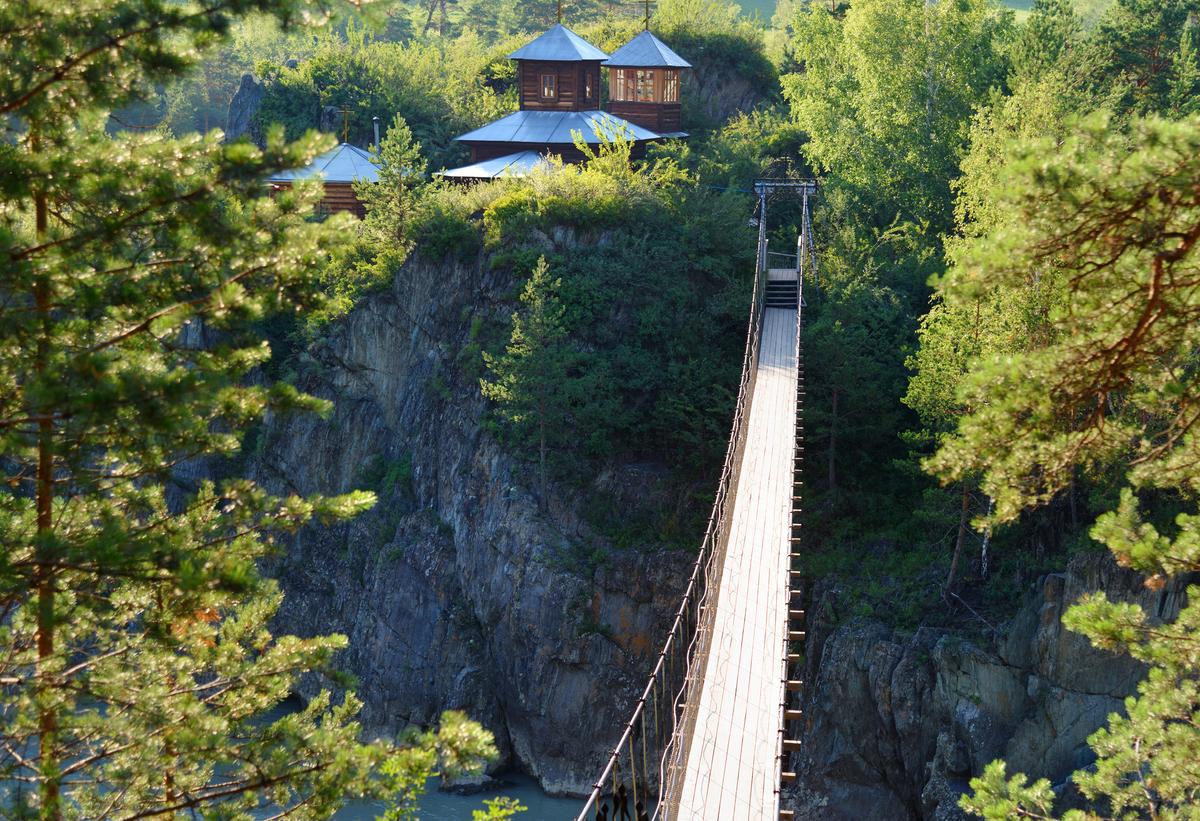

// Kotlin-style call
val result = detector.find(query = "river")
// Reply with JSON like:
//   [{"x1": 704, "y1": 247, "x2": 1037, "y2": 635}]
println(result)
[{"x1": 330, "y1": 773, "x2": 581, "y2": 820}]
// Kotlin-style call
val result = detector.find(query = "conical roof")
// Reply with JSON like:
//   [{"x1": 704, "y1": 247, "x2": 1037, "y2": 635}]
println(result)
[
  {"x1": 604, "y1": 30, "x2": 690, "y2": 68},
  {"x1": 268, "y1": 143, "x2": 380, "y2": 183},
  {"x1": 508, "y1": 24, "x2": 609, "y2": 62}
]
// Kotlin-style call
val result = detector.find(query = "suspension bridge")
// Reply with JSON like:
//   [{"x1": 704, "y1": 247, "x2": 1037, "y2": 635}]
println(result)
[{"x1": 578, "y1": 180, "x2": 816, "y2": 821}]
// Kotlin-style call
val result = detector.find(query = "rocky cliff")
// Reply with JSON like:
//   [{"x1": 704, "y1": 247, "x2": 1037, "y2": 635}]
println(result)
[
  {"x1": 784, "y1": 551, "x2": 1187, "y2": 819},
  {"x1": 250, "y1": 249, "x2": 684, "y2": 795},
  {"x1": 253, "y1": 244, "x2": 1181, "y2": 808}
]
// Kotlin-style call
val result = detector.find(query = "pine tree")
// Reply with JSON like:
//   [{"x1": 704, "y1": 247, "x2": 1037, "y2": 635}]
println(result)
[
  {"x1": 356, "y1": 112, "x2": 427, "y2": 248},
  {"x1": 1009, "y1": 0, "x2": 1081, "y2": 81},
  {"x1": 933, "y1": 113, "x2": 1200, "y2": 818},
  {"x1": 481, "y1": 256, "x2": 571, "y2": 508},
  {"x1": 1168, "y1": 23, "x2": 1200, "y2": 117},
  {"x1": 0, "y1": 1, "x2": 494, "y2": 818},
  {"x1": 1086, "y1": 0, "x2": 1200, "y2": 115}
]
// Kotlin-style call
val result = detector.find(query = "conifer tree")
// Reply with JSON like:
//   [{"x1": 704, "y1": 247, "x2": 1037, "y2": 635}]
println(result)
[
  {"x1": 933, "y1": 113, "x2": 1200, "y2": 818},
  {"x1": 356, "y1": 112, "x2": 427, "y2": 248},
  {"x1": 0, "y1": 1, "x2": 494, "y2": 819},
  {"x1": 1168, "y1": 23, "x2": 1200, "y2": 117},
  {"x1": 481, "y1": 256, "x2": 570, "y2": 507},
  {"x1": 1086, "y1": 0, "x2": 1200, "y2": 114}
]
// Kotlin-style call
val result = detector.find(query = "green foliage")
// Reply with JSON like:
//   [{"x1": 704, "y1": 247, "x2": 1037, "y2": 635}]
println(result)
[
  {"x1": 663, "y1": 107, "x2": 809, "y2": 189},
  {"x1": 960, "y1": 762, "x2": 1060, "y2": 820},
  {"x1": 305, "y1": 114, "x2": 428, "y2": 330},
  {"x1": 473, "y1": 797, "x2": 528, "y2": 820},
  {"x1": 937, "y1": 108, "x2": 1200, "y2": 819},
  {"x1": 254, "y1": 27, "x2": 513, "y2": 169},
  {"x1": 803, "y1": 245, "x2": 908, "y2": 507},
  {"x1": 357, "y1": 113, "x2": 428, "y2": 245},
  {"x1": 652, "y1": 0, "x2": 778, "y2": 126},
  {"x1": 0, "y1": 2, "x2": 495, "y2": 818},
  {"x1": 929, "y1": 114, "x2": 1200, "y2": 523},
  {"x1": 456, "y1": 139, "x2": 753, "y2": 525},
  {"x1": 378, "y1": 710, "x2": 499, "y2": 821},
  {"x1": 481, "y1": 256, "x2": 572, "y2": 504},
  {"x1": 1084, "y1": 0, "x2": 1200, "y2": 116},
  {"x1": 783, "y1": 0, "x2": 1012, "y2": 237},
  {"x1": 1168, "y1": 23, "x2": 1200, "y2": 117}
]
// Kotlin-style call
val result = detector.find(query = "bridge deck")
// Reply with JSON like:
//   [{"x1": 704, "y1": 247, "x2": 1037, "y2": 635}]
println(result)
[{"x1": 676, "y1": 306, "x2": 798, "y2": 819}]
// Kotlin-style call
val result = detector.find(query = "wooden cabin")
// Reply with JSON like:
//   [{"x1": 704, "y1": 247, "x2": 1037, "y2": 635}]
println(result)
[
  {"x1": 267, "y1": 142, "x2": 380, "y2": 217},
  {"x1": 603, "y1": 30, "x2": 691, "y2": 136},
  {"x1": 511, "y1": 24, "x2": 606, "y2": 112},
  {"x1": 443, "y1": 24, "x2": 687, "y2": 181}
]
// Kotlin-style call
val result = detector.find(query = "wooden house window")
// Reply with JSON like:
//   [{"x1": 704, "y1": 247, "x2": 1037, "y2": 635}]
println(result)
[
  {"x1": 636, "y1": 69, "x2": 656, "y2": 102},
  {"x1": 583, "y1": 69, "x2": 594, "y2": 102},
  {"x1": 664, "y1": 70, "x2": 680, "y2": 103},
  {"x1": 541, "y1": 73, "x2": 557, "y2": 99}
]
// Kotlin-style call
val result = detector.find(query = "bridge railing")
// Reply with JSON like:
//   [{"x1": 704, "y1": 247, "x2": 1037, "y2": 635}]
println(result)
[{"x1": 575, "y1": 224, "x2": 772, "y2": 821}]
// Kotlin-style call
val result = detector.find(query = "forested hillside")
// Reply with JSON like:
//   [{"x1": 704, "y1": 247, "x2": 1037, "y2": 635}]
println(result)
[{"x1": 3, "y1": 0, "x2": 1200, "y2": 818}]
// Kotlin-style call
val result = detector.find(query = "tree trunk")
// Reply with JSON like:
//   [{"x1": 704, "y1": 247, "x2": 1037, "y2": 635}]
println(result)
[
  {"x1": 827, "y1": 388, "x2": 838, "y2": 496},
  {"x1": 538, "y1": 398, "x2": 547, "y2": 511},
  {"x1": 980, "y1": 497, "x2": 993, "y2": 579},
  {"x1": 33, "y1": 129, "x2": 61, "y2": 821},
  {"x1": 924, "y1": 0, "x2": 936, "y2": 144},
  {"x1": 945, "y1": 483, "x2": 969, "y2": 594},
  {"x1": 1069, "y1": 473, "x2": 1079, "y2": 531}
]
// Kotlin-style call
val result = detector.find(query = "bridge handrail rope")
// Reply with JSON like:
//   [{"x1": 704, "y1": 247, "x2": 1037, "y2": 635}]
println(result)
[
  {"x1": 773, "y1": 186, "x2": 811, "y2": 817},
  {"x1": 577, "y1": 181, "x2": 815, "y2": 821},
  {"x1": 576, "y1": 197, "x2": 773, "y2": 821}
]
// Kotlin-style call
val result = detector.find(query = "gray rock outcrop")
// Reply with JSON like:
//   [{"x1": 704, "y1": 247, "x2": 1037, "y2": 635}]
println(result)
[
  {"x1": 226, "y1": 73, "x2": 263, "y2": 144},
  {"x1": 785, "y1": 551, "x2": 1189, "y2": 819},
  {"x1": 250, "y1": 249, "x2": 683, "y2": 795}
]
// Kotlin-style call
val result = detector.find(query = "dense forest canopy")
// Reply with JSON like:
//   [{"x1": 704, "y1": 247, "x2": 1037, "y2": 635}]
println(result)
[{"x1": 4, "y1": 0, "x2": 1200, "y2": 817}]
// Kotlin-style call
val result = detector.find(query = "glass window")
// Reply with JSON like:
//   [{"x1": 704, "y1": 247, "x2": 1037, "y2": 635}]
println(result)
[
  {"x1": 584, "y1": 69, "x2": 593, "y2": 101},
  {"x1": 664, "y1": 70, "x2": 679, "y2": 103},
  {"x1": 636, "y1": 69, "x2": 656, "y2": 102},
  {"x1": 613, "y1": 69, "x2": 627, "y2": 102},
  {"x1": 541, "y1": 73, "x2": 556, "y2": 99}
]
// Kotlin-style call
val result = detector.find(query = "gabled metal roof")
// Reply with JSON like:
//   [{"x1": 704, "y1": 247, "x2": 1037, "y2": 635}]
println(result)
[
  {"x1": 268, "y1": 143, "x2": 380, "y2": 183},
  {"x1": 604, "y1": 30, "x2": 691, "y2": 68},
  {"x1": 438, "y1": 150, "x2": 553, "y2": 180},
  {"x1": 507, "y1": 24, "x2": 609, "y2": 62},
  {"x1": 454, "y1": 109, "x2": 661, "y2": 145}
]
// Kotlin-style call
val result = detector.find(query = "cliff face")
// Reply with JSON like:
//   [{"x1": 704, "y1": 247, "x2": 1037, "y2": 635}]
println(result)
[
  {"x1": 251, "y1": 249, "x2": 1176, "y2": 807},
  {"x1": 250, "y1": 250, "x2": 683, "y2": 795},
  {"x1": 785, "y1": 551, "x2": 1186, "y2": 820}
]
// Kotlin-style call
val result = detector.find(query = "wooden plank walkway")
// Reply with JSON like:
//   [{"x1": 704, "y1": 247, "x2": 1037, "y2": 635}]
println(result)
[{"x1": 675, "y1": 304, "x2": 798, "y2": 819}]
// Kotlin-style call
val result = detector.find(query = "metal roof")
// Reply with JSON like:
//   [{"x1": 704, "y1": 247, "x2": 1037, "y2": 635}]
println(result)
[
  {"x1": 268, "y1": 143, "x2": 380, "y2": 183},
  {"x1": 507, "y1": 24, "x2": 609, "y2": 62},
  {"x1": 604, "y1": 30, "x2": 691, "y2": 68},
  {"x1": 438, "y1": 150, "x2": 553, "y2": 180},
  {"x1": 454, "y1": 109, "x2": 661, "y2": 145}
]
